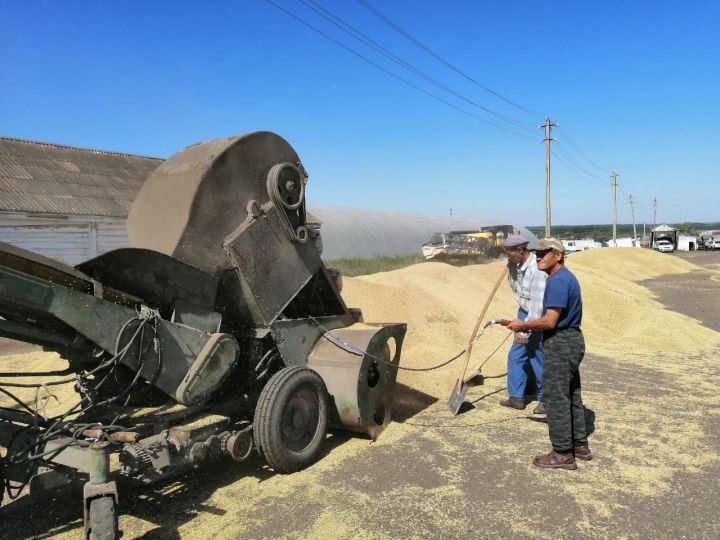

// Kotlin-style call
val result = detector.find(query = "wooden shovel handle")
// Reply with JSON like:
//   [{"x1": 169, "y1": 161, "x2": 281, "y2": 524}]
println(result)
[{"x1": 456, "y1": 265, "x2": 509, "y2": 382}]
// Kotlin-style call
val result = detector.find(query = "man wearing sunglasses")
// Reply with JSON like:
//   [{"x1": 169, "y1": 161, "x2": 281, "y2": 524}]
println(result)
[
  {"x1": 500, "y1": 234, "x2": 547, "y2": 414},
  {"x1": 505, "y1": 238, "x2": 591, "y2": 470}
]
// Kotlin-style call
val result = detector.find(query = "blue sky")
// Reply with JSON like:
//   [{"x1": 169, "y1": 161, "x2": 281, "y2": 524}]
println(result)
[{"x1": 1, "y1": 1, "x2": 718, "y2": 226}]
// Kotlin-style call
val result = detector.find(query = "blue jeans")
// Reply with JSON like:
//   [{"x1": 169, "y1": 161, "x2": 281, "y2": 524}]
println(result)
[{"x1": 507, "y1": 309, "x2": 544, "y2": 401}]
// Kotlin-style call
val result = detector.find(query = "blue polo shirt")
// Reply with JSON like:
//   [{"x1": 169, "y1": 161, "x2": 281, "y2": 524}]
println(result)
[{"x1": 543, "y1": 266, "x2": 582, "y2": 329}]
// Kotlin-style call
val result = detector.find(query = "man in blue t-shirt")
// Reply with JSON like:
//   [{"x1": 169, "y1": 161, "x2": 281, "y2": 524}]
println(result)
[{"x1": 505, "y1": 237, "x2": 592, "y2": 470}]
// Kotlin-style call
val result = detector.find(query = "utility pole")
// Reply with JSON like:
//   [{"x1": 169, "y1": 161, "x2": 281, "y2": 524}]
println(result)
[
  {"x1": 653, "y1": 198, "x2": 657, "y2": 229},
  {"x1": 628, "y1": 194, "x2": 637, "y2": 246},
  {"x1": 610, "y1": 171, "x2": 619, "y2": 247},
  {"x1": 541, "y1": 116, "x2": 556, "y2": 237}
]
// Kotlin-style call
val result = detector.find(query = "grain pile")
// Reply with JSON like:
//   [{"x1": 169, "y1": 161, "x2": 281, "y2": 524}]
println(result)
[
  {"x1": 1, "y1": 248, "x2": 716, "y2": 410},
  {"x1": 341, "y1": 248, "x2": 720, "y2": 398},
  {"x1": 3, "y1": 248, "x2": 720, "y2": 539},
  {"x1": 0, "y1": 350, "x2": 76, "y2": 419}
]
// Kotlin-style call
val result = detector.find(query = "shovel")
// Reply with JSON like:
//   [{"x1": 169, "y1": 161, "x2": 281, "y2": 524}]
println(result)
[{"x1": 446, "y1": 266, "x2": 509, "y2": 415}]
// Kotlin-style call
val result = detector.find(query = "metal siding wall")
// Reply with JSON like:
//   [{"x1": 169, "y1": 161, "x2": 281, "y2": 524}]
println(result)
[
  {"x1": 97, "y1": 221, "x2": 129, "y2": 255},
  {"x1": 0, "y1": 221, "x2": 90, "y2": 265}
]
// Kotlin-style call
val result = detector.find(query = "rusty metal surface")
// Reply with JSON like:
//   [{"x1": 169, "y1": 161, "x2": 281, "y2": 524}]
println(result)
[
  {"x1": 223, "y1": 205, "x2": 321, "y2": 325},
  {"x1": 308, "y1": 323, "x2": 406, "y2": 440},
  {"x1": 270, "y1": 314, "x2": 354, "y2": 367},
  {"x1": 77, "y1": 247, "x2": 219, "y2": 316},
  {"x1": 82, "y1": 430, "x2": 139, "y2": 444},
  {"x1": 0, "y1": 131, "x2": 411, "y2": 529},
  {"x1": 128, "y1": 132, "x2": 302, "y2": 277}
]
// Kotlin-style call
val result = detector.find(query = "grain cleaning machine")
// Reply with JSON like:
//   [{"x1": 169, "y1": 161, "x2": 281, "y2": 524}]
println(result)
[{"x1": 0, "y1": 132, "x2": 406, "y2": 538}]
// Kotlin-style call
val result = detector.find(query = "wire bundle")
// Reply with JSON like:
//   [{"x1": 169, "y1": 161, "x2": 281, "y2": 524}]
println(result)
[{"x1": 0, "y1": 309, "x2": 162, "y2": 500}]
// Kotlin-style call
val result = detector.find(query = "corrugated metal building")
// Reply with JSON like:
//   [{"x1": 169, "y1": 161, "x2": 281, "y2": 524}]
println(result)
[
  {"x1": 310, "y1": 205, "x2": 538, "y2": 259},
  {"x1": 0, "y1": 136, "x2": 537, "y2": 264},
  {"x1": 0, "y1": 137, "x2": 162, "y2": 264}
]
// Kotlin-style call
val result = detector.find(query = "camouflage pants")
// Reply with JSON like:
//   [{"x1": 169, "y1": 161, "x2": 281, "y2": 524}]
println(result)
[{"x1": 543, "y1": 328, "x2": 588, "y2": 453}]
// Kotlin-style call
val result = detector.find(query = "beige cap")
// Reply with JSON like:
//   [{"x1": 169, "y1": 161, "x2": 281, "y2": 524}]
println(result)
[{"x1": 537, "y1": 237, "x2": 565, "y2": 253}]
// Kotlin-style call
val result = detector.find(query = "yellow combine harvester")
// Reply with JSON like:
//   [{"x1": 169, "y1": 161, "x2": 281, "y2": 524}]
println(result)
[{"x1": 422, "y1": 225, "x2": 516, "y2": 261}]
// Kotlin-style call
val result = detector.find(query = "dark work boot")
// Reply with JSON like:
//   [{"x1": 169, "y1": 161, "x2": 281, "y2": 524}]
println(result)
[
  {"x1": 533, "y1": 450, "x2": 577, "y2": 470},
  {"x1": 532, "y1": 402, "x2": 546, "y2": 415},
  {"x1": 574, "y1": 445, "x2": 593, "y2": 461},
  {"x1": 499, "y1": 397, "x2": 526, "y2": 410}
]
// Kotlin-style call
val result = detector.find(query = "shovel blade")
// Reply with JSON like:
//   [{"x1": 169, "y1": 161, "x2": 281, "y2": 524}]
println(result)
[{"x1": 446, "y1": 379, "x2": 469, "y2": 416}]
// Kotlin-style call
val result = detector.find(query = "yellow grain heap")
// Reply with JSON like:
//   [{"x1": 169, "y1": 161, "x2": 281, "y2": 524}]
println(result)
[
  {"x1": 341, "y1": 248, "x2": 720, "y2": 398},
  {"x1": 1, "y1": 248, "x2": 718, "y2": 409}
]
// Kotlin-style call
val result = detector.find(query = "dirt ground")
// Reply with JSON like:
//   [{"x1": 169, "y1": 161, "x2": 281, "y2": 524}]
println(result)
[{"x1": 2, "y1": 249, "x2": 720, "y2": 539}]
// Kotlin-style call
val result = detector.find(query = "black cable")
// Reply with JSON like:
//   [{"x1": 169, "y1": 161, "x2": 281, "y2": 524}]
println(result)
[
  {"x1": 556, "y1": 125, "x2": 613, "y2": 174},
  {"x1": 19, "y1": 424, "x2": 127, "y2": 465},
  {"x1": 553, "y1": 149, "x2": 608, "y2": 187},
  {"x1": 3, "y1": 316, "x2": 155, "y2": 475},
  {"x1": 475, "y1": 331, "x2": 513, "y2": 370},
  {"x1": 310, "y1": 316, "x2": 507, "y2": 372},
  {"x1": 553, "y1": 143, "x2": 607, "y2": 186},
  {"x1": 0, "y1": 316, "x2": 147, "y2": 388},
  {"x1": 0, "y1": 367, "x2": 74, "y2": 378},
  {"x1": 0, "y1": 387, "x2": 39, "y2": 416},
  {"x1": 554, "y1": 141, "x2": 606, "y2": 182},
  {"x1": 297, "y1": 0, "x2": 537, "y2": 133},
  {"x1": 263, "y1": 0, "x2": 537, "y2": 140},
  {"x1": 1, "y1": 315, "x2": 156, "y2": 500},
  {"x1": 355, "y1": 0, "x2": 546, "y2": 119}
]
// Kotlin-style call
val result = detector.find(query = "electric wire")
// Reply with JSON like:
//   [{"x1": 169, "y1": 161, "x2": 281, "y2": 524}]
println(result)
[
  {"x1": 297, "y1": 0, "x2": 537, "y2": 133},
  {"x1": 310, "y1": 316, "x2": 512, "y2": 372},
  {"x1": 1, "y1": 312, "x2": 161, "y2": 499},
  {"x1": 556, "y1": 125, "x2": 613, "y2": 174},
  {"x1": 0, "y1": 388, "x2": 40, "y2": 417},
  {"x1": 553, "y1": 143, "x2": 607, "y2": 187},
  {"x1": 0, "y1": 316, "x2": 148, "y2": 389},
  {"x1": 552, "y1": 147, "x2": 608, "y2": 187},
  {"x1": 355, "y1": 0, "x2": 546, "y2": 119},
  {"x1": 554, "y1": 141, "x2": 606, "y2": 183},
  {"x1": 263, "y1": 0, "x2": 537, "y2": 140}
]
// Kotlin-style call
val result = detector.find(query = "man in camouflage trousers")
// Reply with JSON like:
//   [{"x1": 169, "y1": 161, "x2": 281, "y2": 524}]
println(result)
[{"x1": 506, "y1": 238, "x2": 592, "y2": 470}]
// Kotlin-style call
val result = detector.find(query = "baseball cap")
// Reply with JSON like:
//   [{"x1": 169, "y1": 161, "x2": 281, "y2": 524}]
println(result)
[
  {"x1": 503, "y1": 234, "x2": 529, "y2": 248},
  {"x1": 536, "y1": 237, "x2": 565, "y2": 253}
]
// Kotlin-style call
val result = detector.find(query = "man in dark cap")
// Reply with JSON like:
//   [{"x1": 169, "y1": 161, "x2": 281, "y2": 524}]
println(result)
[
  {"x1": 500, "y1": 234, "x2": 546, "y2": 414},
  {"x1": 506, "y1": 238, "x2": 592, "y2": 470}
]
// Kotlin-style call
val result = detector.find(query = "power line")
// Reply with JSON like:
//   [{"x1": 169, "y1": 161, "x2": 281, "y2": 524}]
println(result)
[
  {"x1": 355, "y1": 0, "x2": 546, "y2": 120},
  {"x1": 554, "y1": 142, "x2": 606, "y2": 183},
  {"x1": 264, "y1": 0, "x2": 537, "y2": 139},
  {"x1": 556, "y1": 125, "x2": 612, "y2": 174},
  {"x1": 297, "y1": 0, "x2": 536, "y2": 133},
  {"x1": 553, "y1": 143, "x2": 607, "y2": 186}
]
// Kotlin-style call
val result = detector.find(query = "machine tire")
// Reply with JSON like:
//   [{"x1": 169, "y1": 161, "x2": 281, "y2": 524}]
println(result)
[
  {"x1": 86, "y1": 496, "x2": 118, "y2": 540},
  {"x1": 253, "y1": 366, "x2": 329, "y2": 473}
]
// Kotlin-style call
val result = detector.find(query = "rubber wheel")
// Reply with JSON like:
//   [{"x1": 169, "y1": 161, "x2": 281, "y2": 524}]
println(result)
[
  {"x1": 86, "y1": 496, "x2": 118, "y2": 540},
  {"x1": 253, "y1": 366, "x2": 329, "y2": 473}
]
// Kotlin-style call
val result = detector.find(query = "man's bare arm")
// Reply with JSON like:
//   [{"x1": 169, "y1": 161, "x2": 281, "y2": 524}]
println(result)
[{"x1": 504, "y1": 308, "x2": 562, "y2": 332}]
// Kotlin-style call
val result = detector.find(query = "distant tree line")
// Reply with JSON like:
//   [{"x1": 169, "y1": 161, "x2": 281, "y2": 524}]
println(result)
[{"x1": 526, "y1": 222, "x2": 720, "y2": 243}]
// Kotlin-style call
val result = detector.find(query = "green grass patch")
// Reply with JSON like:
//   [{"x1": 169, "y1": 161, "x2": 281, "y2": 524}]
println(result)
[
  {"x1": 323, "y1": 255, "x2": 426, "y2": 277},
  {"x1": 323, "y1": 254, "x2": 493, "y2": 276}
]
